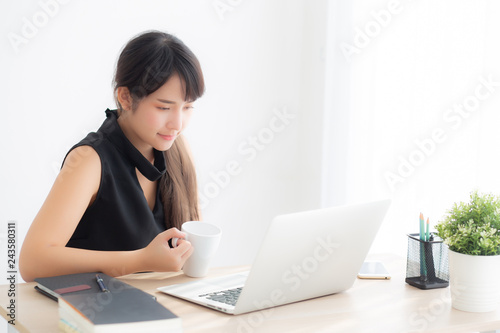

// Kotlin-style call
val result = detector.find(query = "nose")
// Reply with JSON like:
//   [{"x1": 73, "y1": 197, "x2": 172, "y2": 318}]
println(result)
[{"x1": 167, "y1": 108, "x2": 183, "y2": 131}]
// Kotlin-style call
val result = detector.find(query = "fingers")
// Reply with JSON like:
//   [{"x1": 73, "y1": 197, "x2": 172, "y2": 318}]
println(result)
[
  {"x1": 173, "y1": 240, "x2": 192, "y2": 255},
  {"x1": 174, "y1": 238, "x2": 190, "y2": 247},
  {"x1": 180, "y1": 243, "x2": 194, "y2": 261},
  {"x1": 159, "y1": 228, "x2": 192, "y2": 258},
  {"x1": 159, "y1": 228, "x2": 186, "y2": 241}
]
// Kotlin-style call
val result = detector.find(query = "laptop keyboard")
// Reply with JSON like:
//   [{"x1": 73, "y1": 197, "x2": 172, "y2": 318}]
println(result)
[{"x1": 199, "y1": 287, "x2": 242, "y2": 306}]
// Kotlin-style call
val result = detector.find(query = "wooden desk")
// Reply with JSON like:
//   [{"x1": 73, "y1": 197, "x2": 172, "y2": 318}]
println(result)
[{"x1": 1, "y1": 254, "x2": 500, "y2": 333}]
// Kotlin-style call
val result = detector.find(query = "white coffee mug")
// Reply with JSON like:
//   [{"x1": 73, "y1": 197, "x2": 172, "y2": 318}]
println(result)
[{"x1": 172, "y1": 221, "x2": 222, "y2": 278}]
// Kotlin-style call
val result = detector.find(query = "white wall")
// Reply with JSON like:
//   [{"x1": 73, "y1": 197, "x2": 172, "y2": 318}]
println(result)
[
  {"x1": 322, "y1": 0, "x2": 500, "y2": 256},
  {"x1": 1, "y1": 0, "x2": 331, "y2": 281}
]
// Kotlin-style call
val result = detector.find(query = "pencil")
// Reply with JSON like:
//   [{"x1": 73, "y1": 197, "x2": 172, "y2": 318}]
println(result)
[
  {"x1": 419, "y1": 213, "x2": 427, "y2": 279},
  {"x1": 426, "y1": 218, "x2": 430, "y2": 241},
  {"x1": 419, "y1": 212, "x2": 424, "y2": 240}
]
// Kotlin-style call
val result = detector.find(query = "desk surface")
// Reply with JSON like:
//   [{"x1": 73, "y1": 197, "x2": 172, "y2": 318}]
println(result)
[{"x1": 1, "y1": 254, "x2": 500, "y2": 333}]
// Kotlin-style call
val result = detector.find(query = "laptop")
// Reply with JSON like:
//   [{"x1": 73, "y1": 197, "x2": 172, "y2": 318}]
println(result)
[{"x1": 157, "y1": 199, "x2": 391, "y2": 315}]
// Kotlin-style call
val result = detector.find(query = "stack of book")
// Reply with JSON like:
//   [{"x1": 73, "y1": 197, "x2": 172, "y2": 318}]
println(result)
[{"x1": 35, "y1": 272, "x2": 182, "y2": 332}]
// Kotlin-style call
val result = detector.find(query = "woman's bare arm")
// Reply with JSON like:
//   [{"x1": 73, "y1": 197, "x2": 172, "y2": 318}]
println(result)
[{"x1": 19, "y1": 146, "x2": 192, "y2": 281}]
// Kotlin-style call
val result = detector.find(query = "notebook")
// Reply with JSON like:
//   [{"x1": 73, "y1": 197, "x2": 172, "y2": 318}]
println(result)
[
  {"x1": 35, "y1": 272, "x2": 133, "y2": 301},
  {"x1": 35, "y1": 272, "x2": 181, "y2": 332},
  {"x1": 59, "y1": 287, "x2": 181, "y2": 333},
  {"x1": 157, "y1": 199, "x2": 391, "y2": 315}
]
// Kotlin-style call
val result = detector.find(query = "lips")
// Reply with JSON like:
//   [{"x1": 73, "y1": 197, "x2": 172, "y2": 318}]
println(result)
[{"x1": 158, "y1": 133, "x2": 177, "y2": 141}]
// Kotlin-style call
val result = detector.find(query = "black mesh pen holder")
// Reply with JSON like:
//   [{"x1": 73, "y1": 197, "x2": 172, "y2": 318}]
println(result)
[{"x1": 405, "y1": 233, "x2": 449, "y2": 290}]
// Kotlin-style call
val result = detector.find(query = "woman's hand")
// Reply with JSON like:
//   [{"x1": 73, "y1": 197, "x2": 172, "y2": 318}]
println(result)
[{"x1": 139, "y1": 228, "x2": 194, "y2": 272}]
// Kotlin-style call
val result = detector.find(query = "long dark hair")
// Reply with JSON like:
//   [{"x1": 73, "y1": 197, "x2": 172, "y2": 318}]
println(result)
[{"x1": 113, "y1": 31, "x2": 205, "y2": 229}]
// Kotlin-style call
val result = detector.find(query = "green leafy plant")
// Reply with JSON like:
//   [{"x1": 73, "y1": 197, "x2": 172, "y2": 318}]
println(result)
[{"x1": 436, "y1": 190, "x2": 500, "y2": 256}]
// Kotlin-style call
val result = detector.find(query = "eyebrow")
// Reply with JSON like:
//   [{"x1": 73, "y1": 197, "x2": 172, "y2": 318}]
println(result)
[
  {"x1": 156, "y1": 98, "x2": 195, "y2": 104},
  {"x1": 157, "y1": 99, "x2": 176, "y2": 104}
]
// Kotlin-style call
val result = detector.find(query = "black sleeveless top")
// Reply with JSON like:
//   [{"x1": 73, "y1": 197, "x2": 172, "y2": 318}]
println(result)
[{"x1": 65, "y1": 109, "x2": 167, "y2": 251}]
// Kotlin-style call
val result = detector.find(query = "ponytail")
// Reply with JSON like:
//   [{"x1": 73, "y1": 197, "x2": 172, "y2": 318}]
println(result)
[{"x1": 160, "y1": 135, "x2": 200, "y2": 229}]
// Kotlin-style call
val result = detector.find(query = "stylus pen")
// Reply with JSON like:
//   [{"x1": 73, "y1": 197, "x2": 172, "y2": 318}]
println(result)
[{"x1": 96, "y1": 274, "x2": 109, "y2": 292}]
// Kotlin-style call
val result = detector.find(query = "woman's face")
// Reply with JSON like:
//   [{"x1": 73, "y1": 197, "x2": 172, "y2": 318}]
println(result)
[{"x1": 118, "y1": 72, "x2": 194, "y2": 158}]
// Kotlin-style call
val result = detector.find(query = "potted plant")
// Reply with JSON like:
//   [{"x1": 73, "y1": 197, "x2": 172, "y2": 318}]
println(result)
[{"x1": 436, "y1": 190, "x2": 500, "y2": 312}]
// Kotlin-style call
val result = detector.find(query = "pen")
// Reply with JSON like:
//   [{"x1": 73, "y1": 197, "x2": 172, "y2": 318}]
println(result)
[
  {"x1": 419, "y1": 213, "x2": 427, "y2": 279},
  {"x1": 419, "y1": 213, "x2": 424, "y2": 241},
  {"x1": 96, "y1": 274, "x2": 109, "y2": 293},
  {"x1": 426, "y1": 217, "x2": 430, "y2": 242}
]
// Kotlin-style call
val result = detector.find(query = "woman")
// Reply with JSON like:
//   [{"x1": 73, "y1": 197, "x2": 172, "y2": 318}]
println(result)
[{"x1": 19, "y1": 31, "x2": 204, "y2": 282}]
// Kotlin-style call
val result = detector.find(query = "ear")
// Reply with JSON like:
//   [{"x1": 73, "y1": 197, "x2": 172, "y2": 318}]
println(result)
[{"x1": 116, "y1": 87, "x2": 133, "y2": 111}]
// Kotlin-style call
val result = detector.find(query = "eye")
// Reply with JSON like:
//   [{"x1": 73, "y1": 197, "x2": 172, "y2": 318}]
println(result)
[
  {"x1": 157, "y1": 107, "x2": 170, "y2": 111},
  {"x1": 184, "y1": 105, "x2": 194, "y2": 111}
]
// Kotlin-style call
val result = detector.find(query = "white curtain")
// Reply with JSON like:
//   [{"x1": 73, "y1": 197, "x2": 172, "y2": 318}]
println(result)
[{"x1": 322, "y1": 0, "x2": 500, "y2": 254}]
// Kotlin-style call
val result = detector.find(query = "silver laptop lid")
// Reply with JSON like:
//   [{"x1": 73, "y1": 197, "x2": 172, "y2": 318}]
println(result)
[{"x1": 233, "y1": 199, "x2": 391, "y2": 314}]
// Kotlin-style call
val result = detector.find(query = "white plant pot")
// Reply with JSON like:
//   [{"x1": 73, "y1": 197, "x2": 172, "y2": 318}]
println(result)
[{"x1": 448, "y1": 249, "x2": 500, "y2": 312}]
